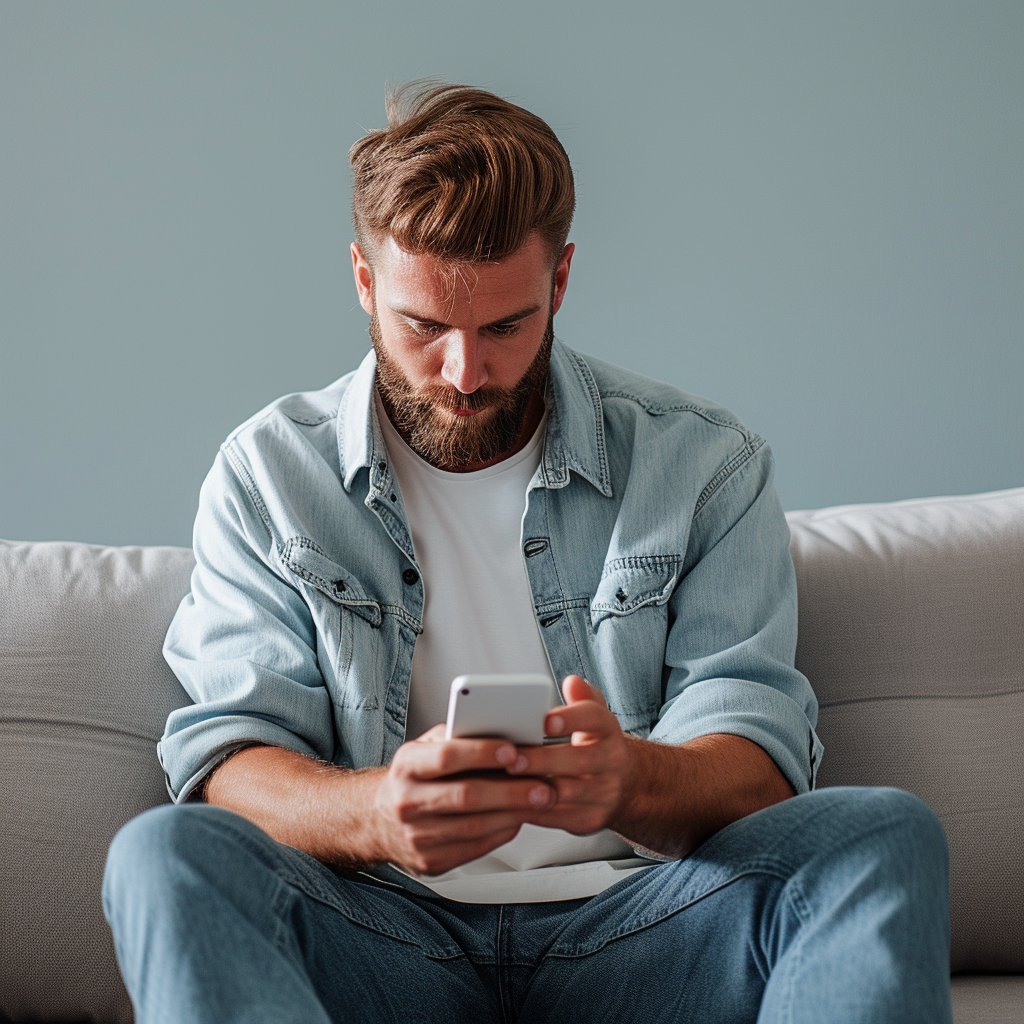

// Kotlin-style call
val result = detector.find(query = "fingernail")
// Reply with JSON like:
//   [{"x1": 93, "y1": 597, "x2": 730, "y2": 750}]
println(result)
[
  {"x1": 548, "y1": 715, "x2": 564, "y2": 734},
  {"x1": 495, "y1": 745, "x2": 515, "y2": 765},
  {"x1": 512, "y1": 755, "x2": 529, "y2": 773},
  {"x1": 529, "y1": 785, "x2": 552, "y2": 807}
]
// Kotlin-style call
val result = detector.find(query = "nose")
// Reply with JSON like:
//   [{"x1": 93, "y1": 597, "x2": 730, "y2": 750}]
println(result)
[{"x1": 441, "y1": 332, "x2": 488, "y2": 394}]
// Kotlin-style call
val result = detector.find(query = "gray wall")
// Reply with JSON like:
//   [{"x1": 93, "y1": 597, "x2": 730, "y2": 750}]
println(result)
[{"x1": 2, "y1": 2, "x2": 1021, "y2": 547}]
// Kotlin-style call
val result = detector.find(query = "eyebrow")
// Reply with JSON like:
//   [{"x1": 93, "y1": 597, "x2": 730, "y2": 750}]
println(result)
[{"x1": 389, "y1": 303, "x2": 543, "y2": 329}]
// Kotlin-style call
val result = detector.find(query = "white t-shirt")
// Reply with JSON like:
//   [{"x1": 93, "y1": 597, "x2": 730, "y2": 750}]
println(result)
[{"x1": 377, "y1": 398, "x2": 651, "y2": 902}]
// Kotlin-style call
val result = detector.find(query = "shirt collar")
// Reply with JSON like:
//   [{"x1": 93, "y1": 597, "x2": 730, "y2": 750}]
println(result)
[{"x1": 338, "y1": 339, "x2": 612, "y2": 497}]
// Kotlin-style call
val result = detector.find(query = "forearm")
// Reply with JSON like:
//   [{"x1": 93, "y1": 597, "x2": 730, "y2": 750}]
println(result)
[
  {"x1": 203, "y1": 744, "x2": 388, "y2": 869},
  {"x1": 611, "y1": 733, "x2": 795, "y2": 860}
]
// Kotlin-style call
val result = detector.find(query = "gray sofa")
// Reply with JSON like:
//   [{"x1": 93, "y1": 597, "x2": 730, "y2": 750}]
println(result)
[{"x1": 2, "y1": 486, "x2": 1023, "y2": 1023}]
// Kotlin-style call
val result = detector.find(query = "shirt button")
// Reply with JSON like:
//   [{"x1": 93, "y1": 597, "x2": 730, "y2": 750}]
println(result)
[{"x1": 402, "y1": 568, "x2": 420, "y2": 586}]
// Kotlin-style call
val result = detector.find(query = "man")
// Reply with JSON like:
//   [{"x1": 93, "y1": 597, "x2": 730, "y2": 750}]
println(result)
[{"x1": 103, "y1": 83, "x2": 952, "y2": 1022}]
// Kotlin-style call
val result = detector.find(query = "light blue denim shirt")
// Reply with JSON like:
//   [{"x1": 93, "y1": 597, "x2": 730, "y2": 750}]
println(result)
[{"x1": 160, "y1": 340, "x2": 823, "y2": 802}]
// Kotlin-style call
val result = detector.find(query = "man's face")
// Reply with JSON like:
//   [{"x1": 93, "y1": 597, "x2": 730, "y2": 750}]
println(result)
[{"x1": 352, "y1": 232, "x2": 574, "y2": 471}]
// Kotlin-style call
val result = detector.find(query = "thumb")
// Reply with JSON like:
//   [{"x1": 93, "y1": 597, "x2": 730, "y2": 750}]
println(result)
[{"x1": 561, "y1": 674, "x2": 606, "y2": 706}]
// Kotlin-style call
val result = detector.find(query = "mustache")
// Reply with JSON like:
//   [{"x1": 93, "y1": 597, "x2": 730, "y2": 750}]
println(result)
[{"x1": 416, "y1": 384, "x2": 513, "y2": 413}]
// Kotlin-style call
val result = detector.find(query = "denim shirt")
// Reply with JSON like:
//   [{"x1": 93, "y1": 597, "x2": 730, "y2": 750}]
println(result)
[{"x1": 159, "y1": 340, "x2": 823, "y2": 802}]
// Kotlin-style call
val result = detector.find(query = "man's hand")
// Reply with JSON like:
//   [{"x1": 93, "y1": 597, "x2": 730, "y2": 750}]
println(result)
[
  {"x1": 370, "y1": 729, "x2": 557, "y2": 876},
  {"x1": 504, "y1": 674, "x2": 796, "y2": 859},
  {"x1": 205, "y1": 674, "x2": 794, "y2": 870},
  {"x1": 204, "y1": 733, "x2": 559, "y2": 877},
  {"x1": 503, "y1": 675, "x2": 631, "y2": 836}
]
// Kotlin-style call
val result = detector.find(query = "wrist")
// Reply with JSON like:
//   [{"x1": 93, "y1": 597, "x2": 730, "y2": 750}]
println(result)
[
  {"x1": 319, "y1": 766, "x2": 390, "y2": 869},
  {"x1": 610, "y1": 734, "x2": 660, "y2": 832}
]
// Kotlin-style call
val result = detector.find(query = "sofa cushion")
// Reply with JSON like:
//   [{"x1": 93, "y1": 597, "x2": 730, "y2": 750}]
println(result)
[
  {"x1": 951, "y1": 975, "x2": 1024, "y2": 1024},
  {"x1": 0, "y1": 541, "x2": 194, "y2": 1024},
  {"x1": 787, "y1": 487, "x2": 1024, "y2": 973}
]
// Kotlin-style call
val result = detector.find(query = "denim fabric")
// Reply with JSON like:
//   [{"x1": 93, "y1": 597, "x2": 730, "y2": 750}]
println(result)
[
  {"x1": 103, "y1": 788, "x2": 952, "y2": 1023},
  {"x1": 159, "y1": 340, "x2": 822, "y2": 801}
]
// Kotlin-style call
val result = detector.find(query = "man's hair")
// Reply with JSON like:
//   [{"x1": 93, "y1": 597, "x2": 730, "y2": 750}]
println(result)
[{"x1": 349, "y1": 82, "x2": 575, "y2": 266}]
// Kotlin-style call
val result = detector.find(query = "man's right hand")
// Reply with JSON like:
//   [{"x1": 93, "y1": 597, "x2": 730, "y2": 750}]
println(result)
[
  {"x1": 203, "y1": 736, "x2": 557, "y2": 877},
  {"x1": 371, "y1": 726, "x2": 557, "y2": 875}
]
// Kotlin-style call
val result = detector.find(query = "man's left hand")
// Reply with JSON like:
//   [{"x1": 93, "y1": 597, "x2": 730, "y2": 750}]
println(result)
[
  {"x1": 507, "y1": 674, "x2": 796, "y2": 858},
  {"x1": 506, "y1": 675, "x2": 633, "y2": 836}
]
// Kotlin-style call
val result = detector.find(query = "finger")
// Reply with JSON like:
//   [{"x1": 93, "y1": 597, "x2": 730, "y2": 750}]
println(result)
[
  {"x1": 545, "y1": 773, "x2": 622, "y2": 808},
  {"x1": 561, "y1": 675, "x2": 606, "y2": 707},
  {"x1": 393, "y1": 737, "x2": 518, "y2": 780},
  {"x1": 406, "y1": 777, "x2": 557, "y2": 816},
  {"x1": 404, "y1": 826, "x2": 522, "y2": 877},
  {"x1": 524, "y1": 805, "x2": 614, "y2": 836},
  {"x1": 414, "y1": 724, "x2": 449, "y2": 742},
  {"x1": 544, "y1": 701, "x2": 617, "y2": 740},
  {"x1": 412, "y1": 810, "x2": 532, "y2": 846},
  {"x1": 506, "y1": 742, "x2": 608, "y2": 779}
]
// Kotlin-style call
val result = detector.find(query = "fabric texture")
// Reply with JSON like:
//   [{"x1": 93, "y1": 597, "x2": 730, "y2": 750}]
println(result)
[
  {"x1": 950, "y1": 975, "x2": 1024, "y2": 1024},
  {"x1": 788, "y1": 487, "x2": 1024, "y2": 972},
  {"x1": 0, "y1": 540, "x2": 195, "y2": 1024}
]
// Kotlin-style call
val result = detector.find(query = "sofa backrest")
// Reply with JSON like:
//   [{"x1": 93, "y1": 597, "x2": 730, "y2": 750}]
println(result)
[
  {"x1": 1, "y1": 486, "x2": 1022, "y2": 1020},
  {"x1": 788, "y1": 486, "x2": 1024, "y2": 973},
  {"x1": 0, "y1": 541, "x2": 195, "y2": 1024}
]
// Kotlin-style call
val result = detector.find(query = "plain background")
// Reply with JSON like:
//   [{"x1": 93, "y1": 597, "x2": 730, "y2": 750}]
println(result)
[{"x1": 2, "y1": 1, "x2": 1021, "y2": 547}]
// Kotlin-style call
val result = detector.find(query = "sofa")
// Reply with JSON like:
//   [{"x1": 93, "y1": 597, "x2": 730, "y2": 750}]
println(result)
[{"x1": 2, "y1": 485, "x2": 1023, "y2": 1023}]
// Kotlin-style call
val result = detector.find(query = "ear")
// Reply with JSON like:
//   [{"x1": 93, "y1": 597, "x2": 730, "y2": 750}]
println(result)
[
  {"x1": 351, "y1": 242, "x2": 375, "y2": 315},
  {"x1": 551, "y1": 242, "x2": 575, "y2": 316}
]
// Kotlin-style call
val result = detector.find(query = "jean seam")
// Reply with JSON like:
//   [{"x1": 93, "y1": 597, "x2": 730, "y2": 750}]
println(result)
[
  {"x1": 271, "y1": 876, "x2": 296, "y2": 955},
  {"x1": 277, "y1": 868, "x2": 451, "y2": 954},
  {"x1": 495, "y1": 904, "x2": 514, "y2": 1024},
  {"x1": 547, "y1": 866, "x2": 792, "y2": 958},
  {"x1": 566, "y1": 348, "x2": 611, "y2": 493},
  {"x1": 536, "y1": 490, "x2": 589, "y2": 675},
  {"x1": 693, "y1": 436, "x2": 766, "y2": 518},
  {"x1": 778, "y1": 878, "x2": 812, "y2": 1024},
  {"x1": 222, "y1": 441, "x2": 273, "y2": 534},
  {"x1": 201, "y1": 812, "x2": 456, "y2": 957}
]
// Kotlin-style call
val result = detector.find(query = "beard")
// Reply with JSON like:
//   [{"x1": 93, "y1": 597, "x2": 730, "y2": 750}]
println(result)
[{"x1": 371, "y1": 311, "x2": 553, "y2": 472}]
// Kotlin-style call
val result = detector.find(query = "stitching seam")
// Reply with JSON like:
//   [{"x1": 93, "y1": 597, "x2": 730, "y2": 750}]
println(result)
[
  {"x1": 693, "y1": 436, "x2": 766, "y2": 518},
  {"x1": 223, "y1": 443, "x2": 273, "y2": 533}
]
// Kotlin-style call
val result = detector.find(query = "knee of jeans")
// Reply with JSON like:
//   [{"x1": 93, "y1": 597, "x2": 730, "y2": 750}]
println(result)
[
  {"x1": 833, "y1": 787, "x2": 949, "y2": 876},
  {"x1": 103, "y1": 803, "x2": 235, "y2": 917}
]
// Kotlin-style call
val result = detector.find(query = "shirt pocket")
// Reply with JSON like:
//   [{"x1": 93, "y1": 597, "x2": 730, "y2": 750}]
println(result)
[
  {"x1": 590, "y1": 555, "x2": 682, "y2": 628},
  {"x1": 279, "y1": 537, "x2": 383, "y2": 709}
]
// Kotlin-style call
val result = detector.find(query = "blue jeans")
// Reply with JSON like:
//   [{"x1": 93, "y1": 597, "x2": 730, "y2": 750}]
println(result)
[{"x1": 103, "y1": 787, "x2": 952, "y2": 1023}]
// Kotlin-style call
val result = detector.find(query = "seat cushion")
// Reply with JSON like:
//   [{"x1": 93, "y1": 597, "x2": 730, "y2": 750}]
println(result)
[
  {"x1": 788, "y1": 487, "x2": 1024, "y2": 973},
  {"x1": 952, "y1": 975, "x2": 1024, "y2": 1024},
  {"x1": 0, "y1": 540, "x2": 194, "y2": 1023}
]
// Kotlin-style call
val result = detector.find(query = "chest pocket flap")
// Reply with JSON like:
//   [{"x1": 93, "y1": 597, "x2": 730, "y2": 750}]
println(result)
[
  {"x1": 280, "y1": 538, "x2": 382, "y2": 628},
  {"x1": 590, "y1": 555, "x2": 682, "y2": 629}
]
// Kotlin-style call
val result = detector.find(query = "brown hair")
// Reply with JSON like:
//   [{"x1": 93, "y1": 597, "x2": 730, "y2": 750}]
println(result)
[{"x1": 349, "y1": 82, "x2": 575, "y2": 266}]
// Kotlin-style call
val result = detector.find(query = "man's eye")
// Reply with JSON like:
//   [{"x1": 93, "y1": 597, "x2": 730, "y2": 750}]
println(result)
[
  {"x1": 411, "y1": 322, "x2": 445, "y2": 337},
  {"x1": 489, "y1": 323, "x2": 520, "y2": 337}
]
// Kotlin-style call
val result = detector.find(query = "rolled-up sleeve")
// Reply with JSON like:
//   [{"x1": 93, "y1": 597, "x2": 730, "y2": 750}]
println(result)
[
  {"x1": 158, "y1": 444, "x2": 335, "y2": 802},
  {"x1": 649, "y1": 442, "x2": 823, "y2": 794}
]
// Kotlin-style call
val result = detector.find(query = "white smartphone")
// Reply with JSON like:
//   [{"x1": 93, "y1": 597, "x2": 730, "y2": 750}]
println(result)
[{"x1": 444, "y1": 674, "x2": 554, "y2": 746}]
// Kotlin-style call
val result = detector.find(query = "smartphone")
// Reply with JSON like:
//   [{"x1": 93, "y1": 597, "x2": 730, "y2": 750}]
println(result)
[{"x1": 444, "y1": 674, "x2": 555, "y2": 746}]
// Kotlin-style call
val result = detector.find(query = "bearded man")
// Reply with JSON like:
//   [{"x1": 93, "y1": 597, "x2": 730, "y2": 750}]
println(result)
[{"x1": 103, "y1": 83, "x2": 952, "y2": 1023}]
